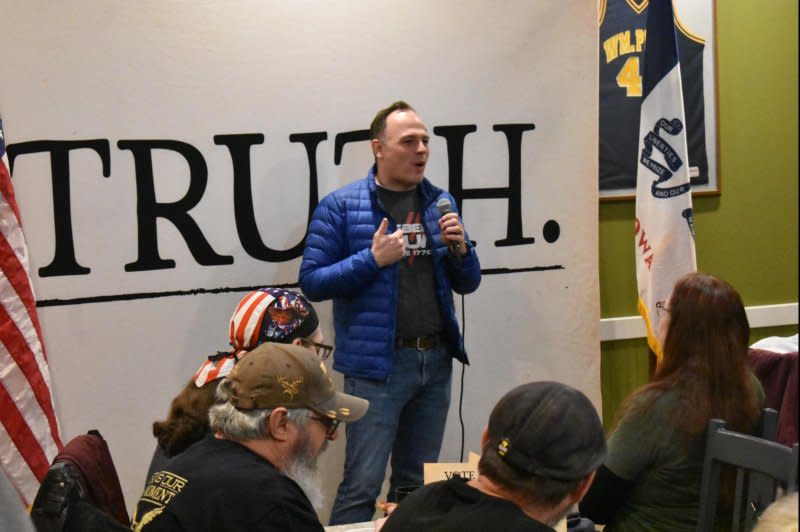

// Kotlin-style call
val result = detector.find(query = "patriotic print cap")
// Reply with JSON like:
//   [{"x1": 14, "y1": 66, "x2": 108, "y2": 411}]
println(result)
[{"x1": 192, "y1": 288, "x2": 319, "y2": 387}]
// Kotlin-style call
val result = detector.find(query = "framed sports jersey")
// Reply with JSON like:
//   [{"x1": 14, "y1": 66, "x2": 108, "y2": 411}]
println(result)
[{"x1": 599, "y1": 0, "x2": 720, "y2": 199}]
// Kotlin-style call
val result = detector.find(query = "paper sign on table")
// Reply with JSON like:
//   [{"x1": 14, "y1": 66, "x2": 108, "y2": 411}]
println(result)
[{"x1": 423, "y1": 451, "x2": 480, "y2": 484}]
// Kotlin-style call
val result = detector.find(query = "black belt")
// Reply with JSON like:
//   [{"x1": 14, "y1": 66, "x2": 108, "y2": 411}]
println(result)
[{"x1": 396, "y1": 335, "x2": 440, "y2": 351}]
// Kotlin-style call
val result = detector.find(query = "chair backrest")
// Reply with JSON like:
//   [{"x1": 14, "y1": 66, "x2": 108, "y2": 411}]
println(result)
[
  {"x1": 699, "y1": 407, "x2": 778, "y2": 531},
  {"x1": 756, "y1": 407, "x2": 778, "y2": 442},
  {"x1": 697, "y1": 415, "x2": 799, "y2": 532},
  {"x1": 747, "y1": 408, "x2": 781, "y2": 522}
]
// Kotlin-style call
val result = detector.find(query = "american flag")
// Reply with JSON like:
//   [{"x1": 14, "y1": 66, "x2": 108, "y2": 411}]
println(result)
[{"x1": 0, "y1": 115, "x2": 62, "y2": 505}]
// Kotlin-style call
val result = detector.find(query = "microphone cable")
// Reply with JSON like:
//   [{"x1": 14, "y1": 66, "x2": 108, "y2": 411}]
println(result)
[{"x1": 458, "y1": 292, "x2": 466, "y2": 462}]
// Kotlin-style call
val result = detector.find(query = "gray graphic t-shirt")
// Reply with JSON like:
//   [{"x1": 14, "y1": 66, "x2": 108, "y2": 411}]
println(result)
[{"x1": 377, "y1": 186, "x2": 442, "y2": 338}]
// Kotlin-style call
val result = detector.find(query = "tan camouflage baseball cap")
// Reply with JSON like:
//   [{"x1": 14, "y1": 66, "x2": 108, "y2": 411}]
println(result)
[{"x1": 227, "y1": 342, "x2": 368, "y2": 422}]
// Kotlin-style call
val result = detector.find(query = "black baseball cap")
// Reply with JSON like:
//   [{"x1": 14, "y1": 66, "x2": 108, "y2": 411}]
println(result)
[{"x1": 489, "y1": 381, "x2": 606, "y2": 481}]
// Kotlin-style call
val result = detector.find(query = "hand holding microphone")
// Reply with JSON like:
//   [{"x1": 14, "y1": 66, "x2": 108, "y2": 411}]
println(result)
[{"x1": 436, "y1": 198, "x2": 467, "y2": 256}]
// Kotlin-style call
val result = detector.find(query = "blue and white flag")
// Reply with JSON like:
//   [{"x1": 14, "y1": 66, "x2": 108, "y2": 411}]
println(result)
[{"x1": 635, "y1": 0, "x2": 697, "y2": 364}]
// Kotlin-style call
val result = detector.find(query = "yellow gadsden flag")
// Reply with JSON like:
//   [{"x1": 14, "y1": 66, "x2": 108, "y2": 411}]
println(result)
[{"x1": 634, "y1": 0, "x2": 697, "y2": 364}]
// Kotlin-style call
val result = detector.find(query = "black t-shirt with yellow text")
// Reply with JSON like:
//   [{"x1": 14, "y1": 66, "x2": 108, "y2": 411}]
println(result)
[{"x1": 132, "y1": 435, "x2": 323, "y2": 532}]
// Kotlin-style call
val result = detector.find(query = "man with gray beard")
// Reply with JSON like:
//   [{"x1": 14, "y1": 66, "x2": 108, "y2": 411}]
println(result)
[{"x1": 132, "y1": 343, "x2": 368, "y2": 531}]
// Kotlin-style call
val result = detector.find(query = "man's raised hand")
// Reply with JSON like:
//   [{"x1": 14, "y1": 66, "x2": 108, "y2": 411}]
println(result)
[{"x1": 371, "y1": 218, "x2": 406, "y2": 268}]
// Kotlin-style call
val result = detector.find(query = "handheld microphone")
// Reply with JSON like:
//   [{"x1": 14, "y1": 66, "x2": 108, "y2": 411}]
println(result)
[{"x1": 436, "y1": 198, "x2": 460, "y2": 254}]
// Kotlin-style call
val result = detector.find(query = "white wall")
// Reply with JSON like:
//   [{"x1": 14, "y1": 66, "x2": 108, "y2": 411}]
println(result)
[{"x1": 1, "y1": 1, "x2": 599, "y2": 522}]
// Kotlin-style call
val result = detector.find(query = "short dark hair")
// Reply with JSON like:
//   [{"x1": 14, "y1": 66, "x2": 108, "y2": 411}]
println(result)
[
  {"x1": 479, "y1": 434, "x2": 583, "y2": 508},
  {"x1": 477, "y1": 382, "x2": 606, "y2": 508},
  {"x1": 369, "y1": 100, "x2": 415, "y2": 140}
]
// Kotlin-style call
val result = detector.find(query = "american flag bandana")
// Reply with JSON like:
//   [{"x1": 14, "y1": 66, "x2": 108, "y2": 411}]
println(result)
[{"x1": 192, "y1": 288, "x2": 315, "y2": 386}]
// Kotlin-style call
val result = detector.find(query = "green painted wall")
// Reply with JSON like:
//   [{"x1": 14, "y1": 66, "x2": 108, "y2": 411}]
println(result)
[{"x1": 599, "y1": 0, "x2": 799, "y2": 427}]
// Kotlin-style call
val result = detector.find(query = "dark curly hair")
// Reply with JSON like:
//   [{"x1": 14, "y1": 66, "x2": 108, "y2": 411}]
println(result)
[{"x1": 152, "y1": 378, "x2": 219, "y2": 457}]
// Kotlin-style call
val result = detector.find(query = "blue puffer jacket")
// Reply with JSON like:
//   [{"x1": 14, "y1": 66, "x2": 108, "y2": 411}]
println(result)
[{"x1": 298, "y1": 166, "x2": 481, "y2": 380}]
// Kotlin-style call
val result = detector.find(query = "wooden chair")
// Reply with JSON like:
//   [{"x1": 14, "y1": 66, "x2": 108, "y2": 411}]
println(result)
[{"x1": 697, "y1": 414, "x2": 798, "y2": 531}]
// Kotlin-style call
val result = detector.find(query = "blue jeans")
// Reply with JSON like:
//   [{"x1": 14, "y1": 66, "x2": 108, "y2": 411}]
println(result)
[{"x1": 328, "y1": 343, "x2": 452, "y2": 525}]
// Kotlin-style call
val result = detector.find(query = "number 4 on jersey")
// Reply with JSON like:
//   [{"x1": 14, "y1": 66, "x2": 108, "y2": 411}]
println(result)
[{"x1": 617, "y1": 56, "x2": 642, "y2": 97}]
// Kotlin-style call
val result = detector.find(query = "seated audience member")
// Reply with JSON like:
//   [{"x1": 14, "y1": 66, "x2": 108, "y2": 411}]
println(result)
[
  {"x1": 132, "y1": 343, "x2": 368, "y2": 531},
  {"x1": 580, "y1": 272, "x2": 765, "y2": 531},
  {"x1": 753, "y1": 492, "x2": 799, "y2": 532},
  {"x1": 147, "y1": 287, "x2": 331, "y2": 479},
  {"x1": 379, "y1": 381, "x2": 607, "y2": 531}
]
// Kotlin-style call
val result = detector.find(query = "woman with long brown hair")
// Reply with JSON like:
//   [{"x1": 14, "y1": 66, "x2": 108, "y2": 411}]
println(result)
[{"x1": 580, "y1": 272, "x2": 764, "y2": 531}]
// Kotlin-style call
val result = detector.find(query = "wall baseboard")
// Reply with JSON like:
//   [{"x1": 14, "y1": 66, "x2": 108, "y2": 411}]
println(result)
[{"x1": 600, "y1": 303, "x2": 799, "y2": 342}]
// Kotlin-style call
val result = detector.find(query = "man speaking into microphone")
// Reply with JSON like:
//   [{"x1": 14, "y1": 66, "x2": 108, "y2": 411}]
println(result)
[{"x1": 299, "y1": 101, "x2": 481, "y2": 525}]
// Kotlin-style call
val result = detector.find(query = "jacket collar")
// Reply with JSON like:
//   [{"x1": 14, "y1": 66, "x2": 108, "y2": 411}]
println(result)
[{"x1": 367, "y1": 164, "x2": 437, "y2": 207}]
